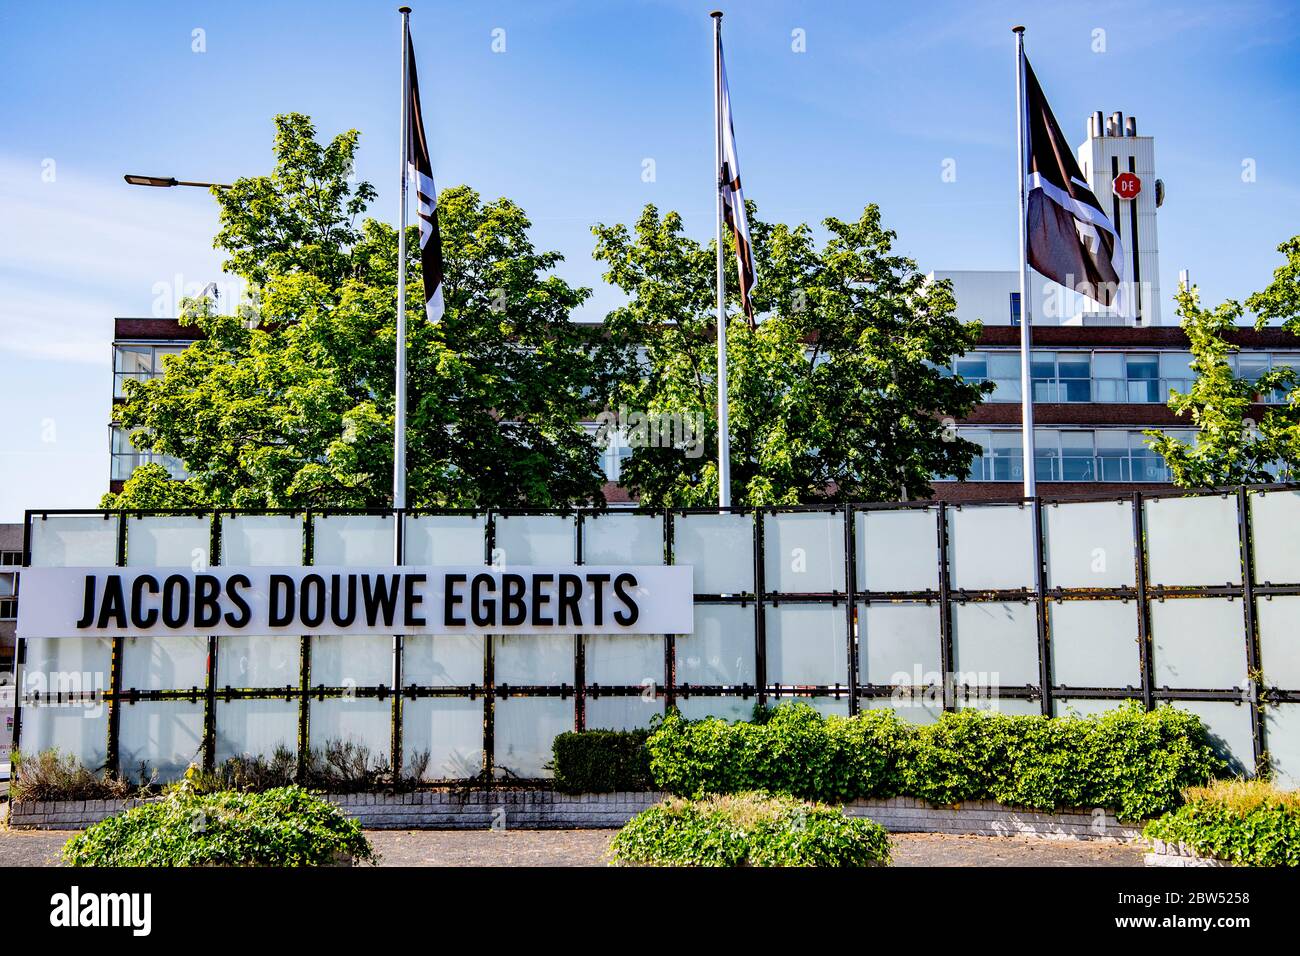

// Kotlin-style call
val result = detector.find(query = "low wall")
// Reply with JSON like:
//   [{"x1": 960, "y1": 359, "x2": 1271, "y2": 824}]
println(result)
[
  {"x1": 5, "y1": 791, "x2": 1142, "y2": 839},
  {"x1": 1143, "y1": 838, "x2": 1235, "y2": 867}
]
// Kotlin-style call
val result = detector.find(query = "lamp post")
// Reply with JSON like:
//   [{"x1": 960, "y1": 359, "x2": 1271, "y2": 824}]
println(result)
[{"x1": 123, "y1": 174, "x2": 231, "y2": 190}]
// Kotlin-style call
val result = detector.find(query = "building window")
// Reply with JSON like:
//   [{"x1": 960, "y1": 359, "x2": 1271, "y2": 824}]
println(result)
[
  {"x1": 955, "y1": 427, "x2": 1189, "y2": 483},
  {"x1": 113, "y1": 343, "x2": 188, "y2": 398},
  {"x1": 1009, "y1": 292, "x2": 1021, "y2": 326},
  {"x1": 0, "y1": 550, "x2": 20, "y2": 566},
  {"x1": 110, "y1": 425, "x2": 188, "y2": 482},
  {"x1": 0, "y1": 597, "x2": 16, "y2": 621}
]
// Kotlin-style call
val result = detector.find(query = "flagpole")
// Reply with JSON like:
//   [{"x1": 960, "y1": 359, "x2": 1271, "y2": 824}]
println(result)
[
  {"x1": 1013, "y1": 25, "x2": 1035, "y2": 498},
  {"x1": 712, "y1": 10, "x2": 731, "y2": 510},
  {"x1": 395, "y1": 7, "x2": 411, "y2": 532}
]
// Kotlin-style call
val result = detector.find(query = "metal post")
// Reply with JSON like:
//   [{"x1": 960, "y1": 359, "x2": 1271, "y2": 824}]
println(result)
[
  {"x1": 1013, "y1": 26, "x2": 1036, "y2": 498},
  {"x1": 106, "y1": 514, "x2": 127, "y2": 776},
  {"x1": 1237, "y1": 486, "x2": 1265, "y2": 774},
  {"x1": 936, "y1": 502, "x2": 955, "y2": 711},
  {"x1": 844, "y1": 504, "x2": 859, "y2": 716},
  {"x1": 753, "y1": 509, "x2": 766, "y2": 706},
  {"x1": 1132, "y1": 492, "x2": 1155, "y2": 711},
  {"x1": 203, "y1": 513, "x2": 220, "y2": 771},
  {"x1": 394, "y1": 7, "x2": 411, "y2": 513},
  {"x1": 1032, "y1": 499, "x2": 1053, "y2": 716},
  {"x1": 711, "y1": 11, "x2": 731, "y2": 509}
]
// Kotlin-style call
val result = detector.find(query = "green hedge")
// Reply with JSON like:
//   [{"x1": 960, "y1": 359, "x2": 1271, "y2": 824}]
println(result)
[
  {"x1": 609, "y1": 792, "x2": 891, "y2": 867},
  {"x1": 550, "y1": 729, "x2": 653, "y2": 794},
  {"x1": 62, "y1": 784, "x2": 377, "y2": 867},
  {"x1": 642, "y1": 702, "x2": 1224, "y2": 819},
  {"x1": 1144, "y1": 780, "x2": 1300, "y2": 867}
]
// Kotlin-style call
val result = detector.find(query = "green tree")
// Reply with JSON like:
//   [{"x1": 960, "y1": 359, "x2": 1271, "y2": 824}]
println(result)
[
  {"x1": 592, "y1": 203, "x2": 990, "y2": 506},
  {"x1": 1146, "y1": 236, "x2": 1300, "y2": 487},
  {"x1": 106, "y1": 114, "x2": 606, "y2": 510}
]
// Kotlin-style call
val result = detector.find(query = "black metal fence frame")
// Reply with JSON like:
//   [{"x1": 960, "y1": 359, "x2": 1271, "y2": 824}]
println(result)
[{"x1": 12, "y1": 482, "x2": 1300, "y2": 784}]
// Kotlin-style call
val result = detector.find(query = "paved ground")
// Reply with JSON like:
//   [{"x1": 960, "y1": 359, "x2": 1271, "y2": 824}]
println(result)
[{"x1": 0, "y1": 826, "x2": 1145, "y2": 867}]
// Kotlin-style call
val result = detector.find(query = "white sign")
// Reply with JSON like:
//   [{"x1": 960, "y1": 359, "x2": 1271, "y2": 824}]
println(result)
[{"x1": 17, "y1": 565, "x2": 694, "y2": 638}]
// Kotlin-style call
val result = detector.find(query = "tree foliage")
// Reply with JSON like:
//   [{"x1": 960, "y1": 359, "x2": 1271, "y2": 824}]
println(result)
[
  {"x1": 1147, "y1": 236, "x2": 1300, "y2": 487},
  {"x1": 593, "y1": 202, "x2": 990, "y2": 505},
  {"x1": 106, "y1": 114, "x2": 605, "y2": 510}
]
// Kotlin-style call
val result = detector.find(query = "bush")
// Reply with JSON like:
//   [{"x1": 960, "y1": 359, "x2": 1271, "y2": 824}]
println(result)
[
  {"x1": 647, "y1": 701, "x2": 1223, "y2": 819},
  {"x1": 184, "y1": 746, "x2": 298, "y2": 794},
  {"x1": 300, "y1": 740, "x2": 429, "y2": 793},
  {"x1": 550, "y1": 729, "x2": 653, "y2": 793},
  {"x1": 9, "y1": 749, "x2": 138, "y2": 802},
  {"x1": 648, "y1": 704, "x2": 908, "y2": 801},
  {"x1": 609, "y1": 792, "x2": 891, "y2": 867},
  {"x1": 1144, "y1": 779, "x2": 1300, "y2": 866},
  {"x1": 62, "y1": 782, "x2": 377, "y2": 867}
]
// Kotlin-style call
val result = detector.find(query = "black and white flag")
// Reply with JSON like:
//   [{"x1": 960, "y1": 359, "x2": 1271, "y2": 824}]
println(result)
[
  {"x1": 718, "y1": 41, "x2": 756, "y2": 325},
  {"x1": 406, "y1": 30, "x2": 444, "y2": 322},
  {"x1": 1023, "y1": 57, "x2": 1123, "y2": 308}
]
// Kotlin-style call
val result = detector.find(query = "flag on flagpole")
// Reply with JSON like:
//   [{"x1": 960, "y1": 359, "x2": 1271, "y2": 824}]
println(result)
[
  {"x1": 405, "y1": 29, "x2": 444, "y2": 322},
  {"x1": 1022, "y1": 56, "x2": 1123, "y2": 309},
  {"x1": 717, "y1": 39, "x2": 756, "y2": 326}
]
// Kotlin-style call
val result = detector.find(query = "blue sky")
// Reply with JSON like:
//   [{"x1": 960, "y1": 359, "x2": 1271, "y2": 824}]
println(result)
[{"x1": 2, "y1": 0, "x2": 1299, "y2": 519}]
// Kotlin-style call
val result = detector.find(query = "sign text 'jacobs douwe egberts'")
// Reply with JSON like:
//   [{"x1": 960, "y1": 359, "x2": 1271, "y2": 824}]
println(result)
[{"x1": 16, "y1": 566, "x2": 694, "y2": 638}]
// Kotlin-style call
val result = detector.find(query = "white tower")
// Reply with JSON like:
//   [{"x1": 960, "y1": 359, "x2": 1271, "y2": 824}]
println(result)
[{"x1": 1076, "y1": 111, "x2": 1162, "y2": 325}]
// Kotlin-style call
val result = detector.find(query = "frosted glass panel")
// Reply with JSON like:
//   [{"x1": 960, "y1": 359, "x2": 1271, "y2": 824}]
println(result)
[
  {"x1": 215, "y1": 699, "x2": 298, "y2": 763},
  {"x1": 675, "y1": 696, "x2": 754, "y2": 722},
  {"x1": 216, "y1": 635, "x2": 299, "y2": 688},
  {"x1": 1049, "y1": 600, "x2": 1140, "y2": 687},
  {"x1": 951, "y1": 601, "x2": 1039, "y2": 688},
  {"x1": 1056, "y1": 698, "x2": 1131, "y2": 717},
  {"x1": 672, "y1": 513, "x2": 754, "y2": 594},
  {"x1": 582, "y1": 513, "x2": 664, "y2": 565},
  {"x1": 310, "y1": 635, "x2": 392, "y2": 687},
  {"x1": 676, "y1": 603, "x2": 755, "y2": 685},
  {"x1": 856, "y1": 508, "x2": 939, "y2": 592},
  {"x1": 806, "y1": 696, "x2": 850, "y2": 716},
  {"x1": 404, "y1": 515, "x2": 487, "y2": 566},
  {"x1": 1251, "y1": 490, "x2": 1300, "y2": 584},
  {"x1": 493, "y1": 696, "x2": 573, "y2": 778},
  {"x1": 403, "y1": 634, "x2": 483, "y2": 687},
  {"x1": 493, "y1": 515, "x2": 575, "y2": 566},
  {"x1": 118, "y1": 700, "x2": 204, "y2": 783},
  {"x1": 121, "y1": 636, "x2": 208, "y2": 691},
  {"x1": 1265, "y1": 704, "x2": 1300, "y2": 790},
  {"x1": 584, "y1": 633, "x2": 663, "y2": 686},
  {"x1": 959, "y1": 697, "x2": 1042, "y2": 717},
  {"x1": 1044, "y1": 500, "x2": 1135, "y2": 589},
  {"x1": 494, "y1": 634, "x2": 573, "y2": 685},
  {"x1": 1173, "y1": 701, "x2": 1253, "y2": 776},
  {"x1": 312, "y1": 515, "x2": 394, "y2": 566},
  {"x1": 1152, "y1": 599, "x2": 1247, "y2": 689},
  {"x1": 1144, "y1": 495, "x2": 1241, "y2": 587},
  {"x1": 403, "y1": 697, "x2": 483, "y2": 779},
  {"x1": 308, "y1": 697, "x2": 392, "y2": 758},
  {"x1": 765, "y1": 604, "x2": 848, "y2": 686},
  {"x1": 17, "y1": 704, "x2": 108, "y2": 769},
  {"x1": 219, "y1": 515, "x2": 304, "y2": 566},
  {"x1": 1258, "y1": 597, "x2": 1300, "y2": 689},
  {"x1": 126, "y1": 515, "x2": 211, "y2": 567},
  {"x1": 764, "y1": 511, "x2": 846, "y2": 593},
  {"x1": 29, "y1": 515, "x2": 119, "y2": 567},
  {"x1": 586, "y1": 695, "x2": 662, "y2": 730},
  {"x1": 948, "y1": 505, "x2": 1035, "y2": 590},
  {"x1": 859, "y1": 603, "x2": 941, "y2": 687},
  {"x1": 20, "y1": 638, "x2": 112, "y2": 697},
  {"x1": 864, "y1": 696, "x2": 944, "y2": 725}
]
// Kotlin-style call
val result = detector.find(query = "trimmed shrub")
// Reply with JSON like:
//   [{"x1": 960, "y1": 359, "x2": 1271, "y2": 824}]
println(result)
[
  {"x1": 609, "y1": 792, "x2": 891, "y2": 867},
  {"x1": 62, "y1": 783, "x2": 377, "y2": 867},
  {"x1": 9, "y1": 749, "x2": 137, "y2": 802},
  {"x1": 648, "y1": 701, "x2": 1223, "y2": 818},
  {"x1": 648, "y1": 704, "x2": 908, "y2": 801},
  {"x1": 1144, "y1": 779, "x2": 1300, "y2": 867},
  {"x1": 550, "y1": 729, "x2": 653, "y2": 793}
]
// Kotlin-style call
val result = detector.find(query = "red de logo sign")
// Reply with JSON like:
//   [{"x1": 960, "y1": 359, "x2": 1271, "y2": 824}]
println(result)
[{"x1": 1113, "y1": 172, "x2": 1142, "y2": 199}]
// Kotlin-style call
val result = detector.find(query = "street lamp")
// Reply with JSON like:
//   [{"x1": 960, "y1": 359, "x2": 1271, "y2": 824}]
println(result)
[{"x1": 123, "y1": 174, "x2": 231, "y2": 189}]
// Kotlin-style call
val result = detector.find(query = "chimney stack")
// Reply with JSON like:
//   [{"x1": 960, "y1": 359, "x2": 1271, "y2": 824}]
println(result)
[{"x1": 1125, "y1": 115, "x2": 1137, "y2": 137}]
